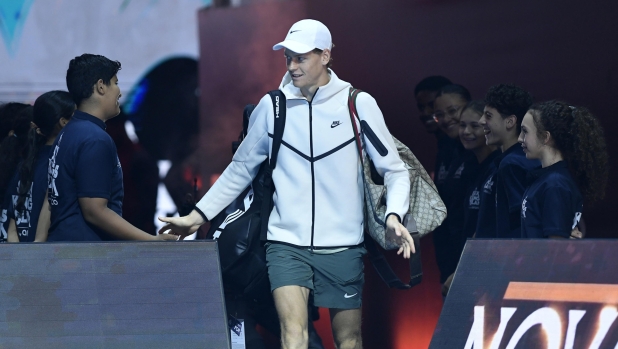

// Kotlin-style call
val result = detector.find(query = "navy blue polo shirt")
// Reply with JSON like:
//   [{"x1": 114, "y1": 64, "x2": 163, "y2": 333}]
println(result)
[
  {"x1": 434, "y1": 134, "x2": 464, "y2": 193},
  {"x1": 462, "y1": 150, "x2": 501, "y2": 240},
  {"x1": 521, "y1": 161, "x2": 582, "y2": 238},
  {"x1": 495, "y1": 144, "x2": 540, "y2": 238},
  {"x1": 47, "y1": 110, "x2": 124, "y2": 241},
  {"x1": 432, "y1": 148, "x2": 473, "y2": 283},
  {"x1": 0, "y1": 189, "x2": 10, "y2": 242},
  {"x1": 3, "y1": 146, "x2": 53, "y2": 242},
  {"x1": 446, "y1": 152, "x2": 479, "y2": 240},
  {"x1": 474, "y1": 157, "x2": 499, "y2": 238}
]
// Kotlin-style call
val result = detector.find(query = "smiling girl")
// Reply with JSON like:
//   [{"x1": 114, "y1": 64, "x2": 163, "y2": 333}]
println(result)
[
  {"x1": 458, "y1": 101, "x2": 499, "y2": 240},
  {"x1": 431, "y1": 84, "x2": 472, "y2": 284},
  {"x1": 518, "y1": 101, "x2": 608, "y2": 238}
]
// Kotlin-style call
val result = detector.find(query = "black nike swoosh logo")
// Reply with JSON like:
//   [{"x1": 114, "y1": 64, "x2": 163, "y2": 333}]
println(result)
[
  {"x1": 331, "y1": 121, "x2": 342, "y2": 128},
  {"x1": 290, "y1": 30, "x2": 301, "y2": 34}
]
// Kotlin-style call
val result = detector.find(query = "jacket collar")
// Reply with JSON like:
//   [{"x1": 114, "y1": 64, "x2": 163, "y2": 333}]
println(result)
[
  {"x1": 526, "y1": 160, "x2": 567, "y2": 184},
  {"x1": 279, "y1": 69, "x2": 351, "y2": 103},
  {"x1": 73, "y1": 110, "x2": 106, "y2": 130}
]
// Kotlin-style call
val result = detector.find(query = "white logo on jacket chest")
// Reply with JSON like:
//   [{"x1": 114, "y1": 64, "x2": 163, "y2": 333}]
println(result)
[
  {"x1": 469, "y1": 189, "x2": 480, "y2": 208},
  {"x1": 438, "y1": 164, "x2": 447, "y2": 181},
  {"x1": 521, "y1": 197, "x2": 528, "y2": 218},
  {"x1": 483, "y1": 175, "x2": 494, "y2": 194},
  {"x1": 454, "y1": 163, "x2": 465, "y2": 179}
]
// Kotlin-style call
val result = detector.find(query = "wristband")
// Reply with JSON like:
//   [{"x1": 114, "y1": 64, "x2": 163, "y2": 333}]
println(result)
[
  {"x1": 386, "y1": 212, "x2": 401, "y2": 223},
  {"x1": 194, "y1": 206, "x2": 209, "y2": 223}
]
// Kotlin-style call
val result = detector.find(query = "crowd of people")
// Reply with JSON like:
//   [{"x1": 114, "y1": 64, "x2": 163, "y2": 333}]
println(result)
[
  {"x1": 413, "y1": 76, "x2": 609, "y2": 294},
  {"x1": 0, "y1": 18, "x2": 611, "y2": 349}
]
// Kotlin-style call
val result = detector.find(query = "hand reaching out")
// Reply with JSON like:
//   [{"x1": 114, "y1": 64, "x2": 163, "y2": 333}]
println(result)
[{"x1": 158, "y1": 210, "x2": 206, "y2": 240}]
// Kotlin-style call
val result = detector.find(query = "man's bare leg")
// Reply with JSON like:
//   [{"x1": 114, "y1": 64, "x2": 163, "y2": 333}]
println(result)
[
  {"x1": 330, "y1": 308, "x2": 362, "y2": 349},
  {"x1": 273, "y1": 285, "x2": 311, "y2": 349}
]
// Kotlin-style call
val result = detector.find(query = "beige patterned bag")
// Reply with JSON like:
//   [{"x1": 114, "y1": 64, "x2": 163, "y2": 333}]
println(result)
[{"x1": 348, "y1": 88, "x2": 447, "y2": 250}]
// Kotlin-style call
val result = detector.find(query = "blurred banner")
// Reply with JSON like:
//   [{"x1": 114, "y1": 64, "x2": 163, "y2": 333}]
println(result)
[
  {"x1": 0, "y1": 0, "x2": 208, "y2": 103},
  {"x1": 0, "y1": 241, "x2": 229, "y2": 348},
  {"x1": 431, "y1": 239, "x2": 618, "y2": 349}
]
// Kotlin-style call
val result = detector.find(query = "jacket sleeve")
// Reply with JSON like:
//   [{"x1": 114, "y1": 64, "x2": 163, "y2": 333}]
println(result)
[
  {"x1": 195, "y1": 94, "x2": 272, "y2": 220},
  {"x1": 355, "y1": 93, "x2": 410, "y2": 221}
]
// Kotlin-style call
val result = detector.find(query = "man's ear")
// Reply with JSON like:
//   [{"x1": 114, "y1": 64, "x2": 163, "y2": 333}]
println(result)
[
  {"x1": 505, "y1": 114, "x2": 517, "y2": 130},
  {"x1": 95, "y1": 79, "x2": 106, "y2": 96},
  {"x1": 321, "y1": 49, "x2": 331, "y2": 66},
  {"x1": 59, "y1": 117, "x2": 70, "y2": 127}
]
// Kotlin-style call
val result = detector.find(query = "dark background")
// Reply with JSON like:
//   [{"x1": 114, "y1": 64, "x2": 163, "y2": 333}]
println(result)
[{"x1": 196, "y1": 0, "x2": 618, "y2": 347}]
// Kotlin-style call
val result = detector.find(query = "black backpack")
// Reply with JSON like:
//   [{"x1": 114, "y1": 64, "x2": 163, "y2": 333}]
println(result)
[{"x1": 206, "y1": 90, "x2": 285, "y2": 303}]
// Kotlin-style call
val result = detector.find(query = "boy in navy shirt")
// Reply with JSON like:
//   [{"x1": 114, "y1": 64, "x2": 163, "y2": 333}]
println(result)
[
  {"x1": 479, "y1": 84, "x2": 538, "y2": 238},
  {"x1": 48, "y1": 54, "x2": 177, "y2": 242}
]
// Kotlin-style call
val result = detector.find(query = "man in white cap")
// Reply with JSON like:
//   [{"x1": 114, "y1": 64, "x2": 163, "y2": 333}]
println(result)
[{"x1": 159, "y1": 19, "x2": 414, "y2": 349}]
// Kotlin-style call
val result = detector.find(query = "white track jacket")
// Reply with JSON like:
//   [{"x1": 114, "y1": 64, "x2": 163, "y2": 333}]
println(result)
[{"x1": 196, "y1": 70, "x2": 410, "y2": 248}]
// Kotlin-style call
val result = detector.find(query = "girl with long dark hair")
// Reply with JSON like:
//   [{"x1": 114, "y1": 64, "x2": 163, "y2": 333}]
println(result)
[
  {"x1": 518, "y1": 101, "x2": 608, "y2": 238},
  {"x1": 0, "y1": 103, "x2": 32, "y2": 202},
  {"x1": 3, "y1": 91, "x2": 74, "y2": 242}
]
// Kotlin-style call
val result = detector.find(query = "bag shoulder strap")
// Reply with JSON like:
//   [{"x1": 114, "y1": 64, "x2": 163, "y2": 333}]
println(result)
[
  {"x1": 347, "y1": 88, "x2": 364, "y2": 163},
  {"x1": 267, "y1": 90, "x2": 286, "y2": 168},
  {"x1": 347, "y1": 87, "x2": 421, "y2": 290},
  {"x1": 259, "y1": 90, "x2": 286, "y2": 241}
]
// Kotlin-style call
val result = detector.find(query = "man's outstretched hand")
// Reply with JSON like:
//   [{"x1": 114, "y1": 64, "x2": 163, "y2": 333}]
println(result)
[
  {"x1": 386, "y1": 214, "x2": 416, "y2": 259},
  {"x1": 158, "y1": 210, "x2": 206, "y2": 240}
]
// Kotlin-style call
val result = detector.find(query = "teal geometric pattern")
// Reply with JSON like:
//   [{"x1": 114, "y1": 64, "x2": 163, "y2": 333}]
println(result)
[
  {"x1": 0, "y1": 0, "x2": 34, "y2": 57},
  {"x1": 0, "y1": 0, "x2": 211, "y2": 57}
]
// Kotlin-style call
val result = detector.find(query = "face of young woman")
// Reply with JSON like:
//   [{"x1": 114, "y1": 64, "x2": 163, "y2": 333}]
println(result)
[
  {"x1": 284, "y1": 48, "x2": 329, "y2": 97},
  {"x1": 433, "y1": 93, "x2": 467, "y2": 139},
  {"x1": 459, "y1": 109, "x2": 486, "y2": 151},
  {"x1": 518, "y1": 112, "x2": 544, "y2": 159}
]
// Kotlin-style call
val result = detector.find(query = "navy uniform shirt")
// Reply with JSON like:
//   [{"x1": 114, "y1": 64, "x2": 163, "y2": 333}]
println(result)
[
  {"x1": 446, "y1": 153, "x2": 478, "y2": 241},
  {"x1": 432, "y1": 147, "x2": 472, "y2": 283},
  {"x1": 495, "y1": 144, "x2": 540, "y2": 238},
  {"x1": 434, "y1": 134, "x2": 464, "y2": 194},
  {"x1": 475, "y1": 157, "x2": 499, "y2": 238},
  {"x1": 47, "y1": 111, "x2": 124, "y2": 241},
  {"x1": 0, "y1": 190, "x2": 10, "y2": 242},
  {"x1": 462, "y1": 150, "x2": 501, "y2": 240},
  {"x1": 521, "y1": 161, "x2": 582, "y2": 238},
  {"x1": 3, "y1": 146, "x2": 53, "y2": 242}
]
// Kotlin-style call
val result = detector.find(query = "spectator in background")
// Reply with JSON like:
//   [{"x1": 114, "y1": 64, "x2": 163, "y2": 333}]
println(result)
[
  {"x1": 0, "y1": 103, "x2": 33, "y2": 241},
  {"x1": 4, "y1": 91, "x2": 74, "y2": 242},
  {"x1": 518, "y1": 101, "x2": 608, "y2": 238},
  {"x1": 414, "y1": 76, "x2": 452, "y2": 135},
  {"x1": 458, "y1": 101, "x2": 499, "y2": 243},
  {"x1": 442, "y1": 100, "x2": 501, "y2": 295},
  {"x1": 413, "y1": 76, "x2": 453, "y2": 181},
  {"x1": 431, "y1": 84, "x2": 471, "y2": 285},
  {"x1": 47, "y1": 54, "x2": 177, "y2": 242},
  {"x1": 479, "y1": 84, "x2": 537, "y2": 238}
]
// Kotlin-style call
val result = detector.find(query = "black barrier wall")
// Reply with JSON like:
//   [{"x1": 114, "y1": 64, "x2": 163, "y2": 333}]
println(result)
[
  {"x1": 431, "y1": 239, "x2": 618, "y2": 349},
  {"x1": 0, "y1": 241, "x2": 229, "y2": 349}
]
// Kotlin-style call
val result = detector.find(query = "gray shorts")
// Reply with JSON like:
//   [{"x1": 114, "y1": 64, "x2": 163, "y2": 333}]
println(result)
[{"x1": 265, "y1": 243, "x2": 366, "y2": 309}]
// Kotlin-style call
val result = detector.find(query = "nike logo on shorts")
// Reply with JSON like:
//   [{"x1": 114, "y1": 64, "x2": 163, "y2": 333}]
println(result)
[{"x1": 344, "y1": 293, "x2": 357, "y2": 298}]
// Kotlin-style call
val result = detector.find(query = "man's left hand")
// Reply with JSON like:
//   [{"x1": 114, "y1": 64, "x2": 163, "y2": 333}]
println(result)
[{"x1": 386, "y1": 215, "x2": 416, "y2": 259}]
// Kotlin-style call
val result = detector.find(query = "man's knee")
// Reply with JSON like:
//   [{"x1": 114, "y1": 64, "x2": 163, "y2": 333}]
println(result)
[
  {"x1": 334, "y1": 330, "x2": 362, "y2": 349},
  {"x1": 280, "y1": 321, "x2": 309, "y2": 342},
  {"x1": 331, "y1": 308, "x2": 362, "y2": 349}
]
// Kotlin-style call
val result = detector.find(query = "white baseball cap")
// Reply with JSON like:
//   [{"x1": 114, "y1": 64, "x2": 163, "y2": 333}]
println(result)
[{"x1": 273, "y1": 19, "x2": 332, "y2": 53}]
